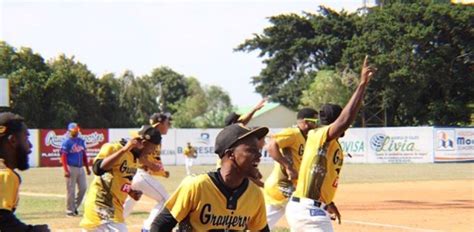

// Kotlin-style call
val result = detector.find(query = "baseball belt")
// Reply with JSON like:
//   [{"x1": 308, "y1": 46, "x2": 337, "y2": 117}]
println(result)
[{"x1": 291, "y1": 196, "x2": 327, "y2": 210}]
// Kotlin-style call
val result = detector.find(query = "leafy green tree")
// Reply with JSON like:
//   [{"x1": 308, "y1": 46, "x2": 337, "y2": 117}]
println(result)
[
  {"x1": 96, "y1": 73, "x2": 134, "y2": 127},
  {"x1": 301, "y1": 70, "x2": 354, "y2": 110},
  {"x1": 43, "y1": 54, "x2": 105, "y2": 128},
  {"x1": 195, "y1": 86, "x2": 233, "y2": 128},
  {"x1": 236, "y1": 7, "x2": 359, "y2": 109},
  {"x1": 342, "y1": 2, "x2": 473, "y2": 126},
  {"x1": 172, "y1": 77, "x2": 207, "y2": 128},
  {"x1": 143, "y1": 67, "x2": 189, "y2": 114},
  {"x1": 0, "y1": 43, "x2": 51, "y2": 127},
  {"x1": 116, "y1": 70, "x2": 159, "y2": 126}
]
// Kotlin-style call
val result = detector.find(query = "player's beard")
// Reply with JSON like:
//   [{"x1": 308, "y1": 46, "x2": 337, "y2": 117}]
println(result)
[{"x1": 16, "y1": 144, "x2": 30, "y2": 171}]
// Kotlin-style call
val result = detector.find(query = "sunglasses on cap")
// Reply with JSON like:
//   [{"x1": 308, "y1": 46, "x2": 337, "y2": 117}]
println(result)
[{"x1": 304, "y1": 118, "x2": 319, "y2": 124}]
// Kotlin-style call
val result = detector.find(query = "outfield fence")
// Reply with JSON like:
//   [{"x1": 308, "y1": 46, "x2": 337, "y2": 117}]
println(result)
[{"x1": 27, "y1": 127, "x2": 474, "y2": 167}]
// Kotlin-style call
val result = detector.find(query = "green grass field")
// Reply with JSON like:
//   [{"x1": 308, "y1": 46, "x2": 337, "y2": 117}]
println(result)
[{"x1": 15, "y1": 163, "x2": 474, "y2": 231}]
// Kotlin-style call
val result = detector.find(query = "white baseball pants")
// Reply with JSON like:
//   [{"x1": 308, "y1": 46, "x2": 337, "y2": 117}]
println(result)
[
  {"x1": 286, "y1": 197, "x2": 333, "y2": 232},
  {"x1": 123, "y1": 168, "x2": 169, "y2": 230}
]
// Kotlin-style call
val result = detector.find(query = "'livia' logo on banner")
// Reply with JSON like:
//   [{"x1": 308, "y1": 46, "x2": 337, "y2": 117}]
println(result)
[{"x1": 370, "y1": 133, "x2": 416, "y2": 152}]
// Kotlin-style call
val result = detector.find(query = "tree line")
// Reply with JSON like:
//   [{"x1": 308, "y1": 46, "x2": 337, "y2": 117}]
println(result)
[
  {"x1": 1, "y1": 0, "x2": 472, "y2": 128},
  {"x1": 236, "y1": 0, "x2": 473, "y2": 126},
  {"x1": 0, "y1": 41, "x2": 233, "y2": 128}
]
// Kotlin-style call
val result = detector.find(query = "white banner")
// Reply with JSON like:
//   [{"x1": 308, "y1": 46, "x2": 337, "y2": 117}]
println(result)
[
  {"x1": 0, "y1": 78, "x2": 9, "y2": 107},
  {"x1": 174, "y1": 128, "x2": 220, "y2": 165},
  {"x1": 30, "y1": 127, "x2": 474, "y2": 166},
  {"x1": 366, "y1": 127, "x2": 433, "y2": 163},
  {"x1": 339, "y1": 128, "x2": 368, "y2": 163},
  {"x1": 28, "y1": 129, "x2": 39, "y2": 167},
  {"x1": 434, "y1": 128, "x2": 474, "y2": 162}
]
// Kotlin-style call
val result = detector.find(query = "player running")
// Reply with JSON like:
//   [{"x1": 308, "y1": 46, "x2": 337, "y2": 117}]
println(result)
[
  {"x1": 263, "y1": 108, "x2": 318, "y2": 229},
  {"x1": 150, "y1": 124, "x2": 270, "y2": 231},
  {"x1": 123, "y1": 113, "x2": 172, "y2": 232},
  {"x1": 286, "y1": 56, "x2": 375, "y2": 231}
]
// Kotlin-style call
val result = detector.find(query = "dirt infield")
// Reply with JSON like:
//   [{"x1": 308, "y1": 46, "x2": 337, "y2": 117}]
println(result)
[
  {"x1": 129, "y1": 180, "x2": 473, "y2": 232},
  {"x1": 274, "y1": 180, "x2": 474, "y2": 232},
  {"x1": 17, "y1": 165, "x2": 473, "y2": 231}
]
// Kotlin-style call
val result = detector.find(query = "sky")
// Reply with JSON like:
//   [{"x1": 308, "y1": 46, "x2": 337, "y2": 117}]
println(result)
[{"x1": 0, "y1": 0, "x2": 369, "y2": 107}]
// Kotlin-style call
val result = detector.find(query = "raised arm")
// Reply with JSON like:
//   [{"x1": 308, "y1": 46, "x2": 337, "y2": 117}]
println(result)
[
  {"x1": 327, "y1": 56, "x2": 376, "y2": 141},
  {"x1": 100, "y1": 138, "x2": 142, "y2": 171},
  {"x1": 239, "y1": 97, "x2": 267, "y2": 126}
]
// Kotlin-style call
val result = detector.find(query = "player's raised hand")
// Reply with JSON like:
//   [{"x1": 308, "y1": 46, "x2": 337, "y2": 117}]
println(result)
[
  {"x1": 361, "y1": 55, "x2": 376, "y2": 85},
  {"x1": 124, "y1": 138, "x2": 144, "y2": 151},
  {"x1": 254, "y1": 97, "x2": 268, "y2": 111}
]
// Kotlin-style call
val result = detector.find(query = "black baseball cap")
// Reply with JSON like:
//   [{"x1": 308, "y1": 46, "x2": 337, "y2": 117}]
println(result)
[
  {"x1": 149, "y1": 112, "x2": 172, "y2": 127},
  {"x1": 224, "y1": 112, "x2": 241, "y2": 126},
  {"x1": 215, "y1": 124, "x2": 269, "y2": 158},
  {"x1": 0, "y1": 112, "x2": 25, "y2": 138},
  {"x1": 132, "y1": 125, "x2": 162, "y2": 145},
  {"x1": 319, "y1": 104, "x2": 343, "y2": 125},
  {"x1": 297, "y1": 108, "x2": 318, "y2": 120}
]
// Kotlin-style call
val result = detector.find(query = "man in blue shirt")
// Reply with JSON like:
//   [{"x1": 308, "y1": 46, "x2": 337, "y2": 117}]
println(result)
[{"x1": 60, "y1": 122, "x2": 91, "y2": 217}]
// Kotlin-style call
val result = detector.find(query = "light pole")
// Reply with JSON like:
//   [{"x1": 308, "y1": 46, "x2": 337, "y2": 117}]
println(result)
[{"x1": 155, "y1": 83, "x2": 164, "y2": 112}]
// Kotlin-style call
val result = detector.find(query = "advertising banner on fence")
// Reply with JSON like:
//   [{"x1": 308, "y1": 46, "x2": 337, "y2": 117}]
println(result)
[
  {"x1": 434, "y1": 128, "x2": 474, "y2": 162},
  {"x1": 339, "y1": 128, "x2": 368, "y2": 163},
  {"x1": 39, "y1": 129, "x2": 108, "y2": 167},
  {"x1": 175, "y1": 129, "x2": 220, "y2": 165},
  {"x1": 366, "y1": 127, "x2": 433, "y2": 163}
]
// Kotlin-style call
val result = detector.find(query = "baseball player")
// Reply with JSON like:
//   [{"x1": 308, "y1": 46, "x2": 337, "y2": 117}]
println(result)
[
  {"x1": 150, "y1": 124, "x2": 270, "y2": 231},
  {"x1": 219, "y1": 98, "x2": 267, "y2": 183},
  {"x1": 263, "y1": 108, "x2": 319, "y2": 229},
  {"x1": 80, "y1": 125, "x2": 161, "y2": 232},
  {"x1": 60, "y1": 122, "x2": 91, "y2": 217},
  {"x1": 123, "y1": 113, "x2": 172, "y2": 232},
  {"x1": 286, "y1": 56, "x2": 375, "y2": 231},
  {"x1": 183, "y1": 142, "x2": 196, "y2": 175},
  {"x1": 0, "y1": 112, "x2": 50, "y2": 232}
]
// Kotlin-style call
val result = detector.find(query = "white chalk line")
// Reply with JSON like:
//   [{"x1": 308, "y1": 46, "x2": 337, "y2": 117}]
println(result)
[{"x1": 344, "y1": 219, "x2": 442, "y2": 232}]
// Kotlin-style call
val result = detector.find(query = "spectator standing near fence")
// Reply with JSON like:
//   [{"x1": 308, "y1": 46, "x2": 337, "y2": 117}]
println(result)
[{"x1": 60, "y1": 122, "x2": 91, "y2": 217}]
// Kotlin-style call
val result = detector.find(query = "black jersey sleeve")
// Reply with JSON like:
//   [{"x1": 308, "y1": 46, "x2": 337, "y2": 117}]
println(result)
[{"x1": 150, "y1": 208, "x2": 178, "y2": 232}]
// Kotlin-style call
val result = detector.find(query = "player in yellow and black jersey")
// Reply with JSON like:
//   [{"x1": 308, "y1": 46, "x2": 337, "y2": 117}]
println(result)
[
  {"x1": 151, "y1": 124, "x2": 270, "y2": 232},
  {"x1": 0, "y1": 112, "x2": 49, "y2": 232},
  {"x1": 263, "y1": 108, "x2": 318, "y2": 229},
  {"x1": 287, "y1": 55, "x2": 376, "y2": 231},
  {"x1": 80, "y1": 125, "x2": 161, "y2": 231}
]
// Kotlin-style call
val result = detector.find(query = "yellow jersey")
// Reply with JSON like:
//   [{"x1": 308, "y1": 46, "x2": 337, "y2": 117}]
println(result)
[
  {"x1": 166, "y1": 171, "x2": 267, "y2": 231},
  {"x1": 0, "y1": 159, "x2": 20, "y2": 212},
  {"x1": 80, "y1": 142, "x2": 139, "y2": 229},
  {"x1": 263, "y1": 127, "x2": 306, "y2": 205},
  {"x1": 140, "y1": 144, "x2": 167, "y2": 177},
  {"x1": 184, "y1": 146, "x2": 196, "y2": 158},
  {"x1": 293, "y1": 126, "x2": 344, "y2": 204}
]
